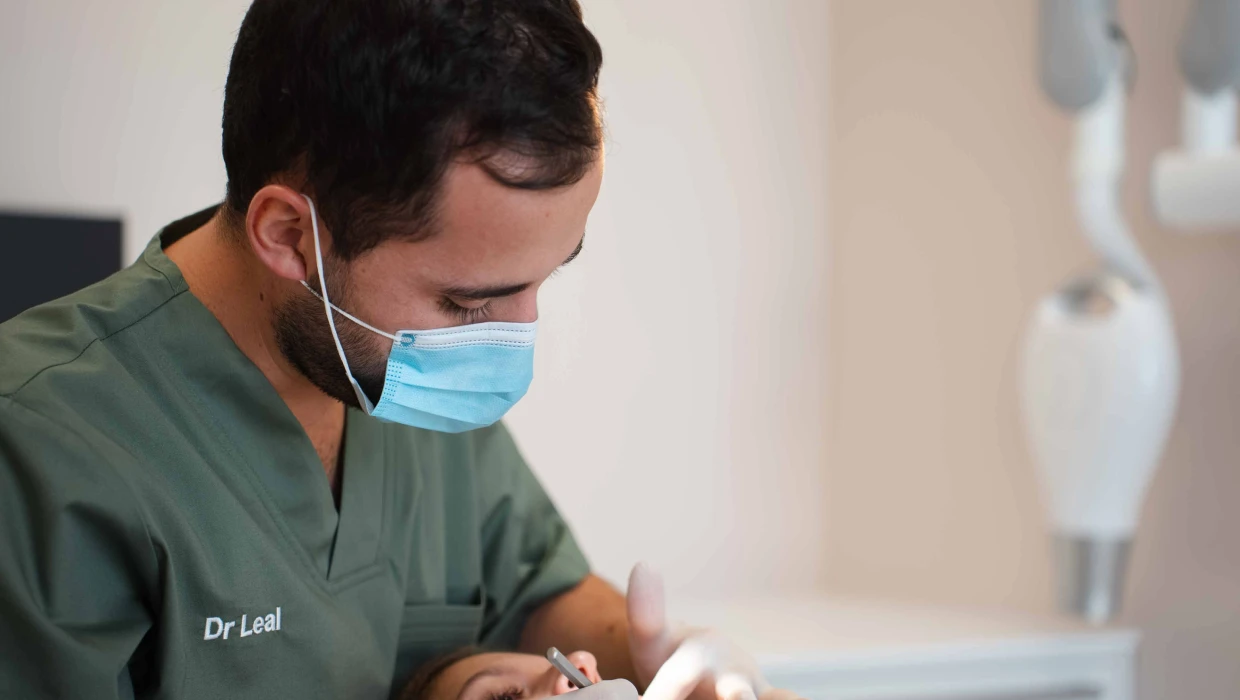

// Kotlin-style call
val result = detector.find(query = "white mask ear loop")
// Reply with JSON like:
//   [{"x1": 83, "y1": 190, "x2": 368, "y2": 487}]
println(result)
[
  {"x1": 299, "y1": 283, "x2": 398, "y2": 342},
  {"x1": 301, "y1": 194, "x2": 380, "y2": 412}
]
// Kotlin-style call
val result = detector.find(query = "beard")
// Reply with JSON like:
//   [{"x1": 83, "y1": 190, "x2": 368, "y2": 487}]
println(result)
[{"x1": 274, "y1": 261, "x2": 388, "y2": 409}]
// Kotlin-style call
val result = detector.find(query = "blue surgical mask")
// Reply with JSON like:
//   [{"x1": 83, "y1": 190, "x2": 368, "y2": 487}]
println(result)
[{"x1": 300, "y1": 194, "x2": 536, "y2": 433}]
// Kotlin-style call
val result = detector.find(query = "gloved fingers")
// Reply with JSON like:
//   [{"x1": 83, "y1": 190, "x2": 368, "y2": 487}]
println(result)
[
  {"x1": 625, "y1": 563, "x2": 772, "y2": 700},
  {"x1": 627, "y1": 562, "x2": 673, "y2": 653},
  {"x1": 757, "y1": 687, "x2": 805, "y2": 700},
  {"x1": 715, "y1": 672, "x2": 759, "y2": 700},
  {"x1": 640, "y1": 638, "x2": 716, "y2": 700},
  {"x1": 565, "y1": 679, "x2": 640, "y2": 700},
  {"x1": 627, "y1": 561, "x2": 686, "y2": 687}
]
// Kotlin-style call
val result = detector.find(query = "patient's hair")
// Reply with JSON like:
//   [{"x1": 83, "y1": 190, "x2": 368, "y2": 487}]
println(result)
[{"x1": 400, "y1": 647, "x2": 488, "y2": 700}]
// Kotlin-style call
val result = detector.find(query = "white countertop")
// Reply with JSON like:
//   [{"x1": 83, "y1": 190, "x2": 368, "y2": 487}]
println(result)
[
  {"x1": 668, "y1": 594, "x2": 1138, "y2": 700},
  {"x1": 670, "y1": 594, "x2": 1136, "y2": 660}
]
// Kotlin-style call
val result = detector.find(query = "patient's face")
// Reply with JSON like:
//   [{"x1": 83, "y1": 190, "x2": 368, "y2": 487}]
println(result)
[{"x1": 430, "y1": 650, "x2": 603, "y2": 700}]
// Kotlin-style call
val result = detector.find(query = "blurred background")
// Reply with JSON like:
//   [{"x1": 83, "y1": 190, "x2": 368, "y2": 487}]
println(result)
[{"x1": 3, "y1": 1, "x2": 1239, "y2": 698}]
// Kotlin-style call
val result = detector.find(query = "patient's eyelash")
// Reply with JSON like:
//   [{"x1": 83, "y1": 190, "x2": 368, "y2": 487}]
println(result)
[
  {"x1": 439, "y1": 297, "x2": 492, "y2": 324},
  {"x1": 490, "y1": 686, "x2": 526, "y2": 700}
]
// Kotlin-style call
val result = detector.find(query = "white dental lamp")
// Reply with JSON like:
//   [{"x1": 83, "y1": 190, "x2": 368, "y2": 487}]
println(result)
[
  {"x1": 1027, "y1": 0, "x2": 1240, "y2": 624},
  {"x1": 1025, "y1": 0, "x2": 1179, "y2": 624}
]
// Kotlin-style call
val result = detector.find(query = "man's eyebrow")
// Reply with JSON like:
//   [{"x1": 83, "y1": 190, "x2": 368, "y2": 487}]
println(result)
[
  {"x1": 441, "y1": 282, "x2": 532, "y2": 300},
  {"x1": 456, "y1": 667, "x2": 519, "y2": 700},
  {"x1": 442, "y1": 234, "x2": 585, "y2": 300}
]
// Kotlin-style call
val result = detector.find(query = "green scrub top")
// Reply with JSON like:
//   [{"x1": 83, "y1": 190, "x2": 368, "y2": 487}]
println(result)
[{"x1": 0, "y1": 206, "x2": 590, "y2": 699}]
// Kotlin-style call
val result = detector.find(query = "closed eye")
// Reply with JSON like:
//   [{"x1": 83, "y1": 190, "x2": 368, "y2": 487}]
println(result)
[
  {"x1": 439, "y1": 297, "x2": 493, "y2": 324},
  {"x1": 490, "y1": 687, "x2": 526, "y2": 700},
  {"x1": 560, "y1": 237, "x2": 584, "y2": 267}
]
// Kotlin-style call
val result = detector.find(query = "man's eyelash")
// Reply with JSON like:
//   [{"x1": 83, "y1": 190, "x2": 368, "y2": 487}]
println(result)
[{"x1": 438, "y1": 298, "x2": 492, "y2": 324}]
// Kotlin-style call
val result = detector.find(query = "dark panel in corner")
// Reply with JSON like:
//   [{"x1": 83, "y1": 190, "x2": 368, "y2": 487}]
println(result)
[{"x1": 0, "y1": 212, "x2": 123, "y2": 324}]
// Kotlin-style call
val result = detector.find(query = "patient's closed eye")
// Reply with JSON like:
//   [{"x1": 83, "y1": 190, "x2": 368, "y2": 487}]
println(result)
[{"x1": 490, "y1": 686, "x2": 526, "y2": 700}]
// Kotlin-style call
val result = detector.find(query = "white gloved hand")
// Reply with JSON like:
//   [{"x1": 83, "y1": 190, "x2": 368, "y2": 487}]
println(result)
[
  {"x1": 566, "y1": 679, "x2": 640, "y2": 700},
  {"x1": 626, "y1": 564, "x2": 804, "y2": 700}
]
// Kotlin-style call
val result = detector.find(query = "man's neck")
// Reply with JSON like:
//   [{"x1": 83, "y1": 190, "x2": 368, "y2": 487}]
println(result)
[{"x1": 165, "y1": 214, "x2": 346, "y2": 500}]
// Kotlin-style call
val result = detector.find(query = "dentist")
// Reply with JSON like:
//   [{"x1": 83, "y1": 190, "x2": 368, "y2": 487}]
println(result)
[{"x1": 0, "y1": 2, "x2": 796, "y2": 700}]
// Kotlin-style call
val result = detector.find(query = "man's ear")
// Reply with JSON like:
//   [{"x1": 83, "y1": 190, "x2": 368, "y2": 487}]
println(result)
[{"x1": 244, "y1": 185, "x2": 319, "y2": 282}]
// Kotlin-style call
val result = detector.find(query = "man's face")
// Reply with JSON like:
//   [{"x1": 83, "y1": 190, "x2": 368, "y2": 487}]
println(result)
[{"x1": 276, "y1": 155, "x2": 604, "y2": 406}]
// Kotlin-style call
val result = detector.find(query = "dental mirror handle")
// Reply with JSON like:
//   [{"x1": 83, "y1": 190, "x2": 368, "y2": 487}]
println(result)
[{"x1": 547, "y1": 647, "x2": 594, "y2": 688}]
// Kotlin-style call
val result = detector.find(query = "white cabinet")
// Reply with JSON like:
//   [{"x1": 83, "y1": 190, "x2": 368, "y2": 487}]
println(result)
[{"x1": 669, "y1": 596, "x2": 1137, "y2": 700}]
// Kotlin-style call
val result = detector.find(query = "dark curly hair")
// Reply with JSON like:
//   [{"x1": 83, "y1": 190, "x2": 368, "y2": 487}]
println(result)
[{"x1": 221, "y1": 0, "x2": 604, "y2": 260}]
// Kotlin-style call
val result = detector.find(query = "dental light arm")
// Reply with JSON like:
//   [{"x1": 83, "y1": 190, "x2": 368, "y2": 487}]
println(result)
[
  {"x1": 1178, "y1": 0, "x2": 1240, "y2": 94},
  {"x1": 1026, "y1": 1, "x2": 1180, "y2": 624},
  {"x1": 1040, "y1": 0, "x2": 1157, "y2": 289},
  {"x1": 1039, "y1": 0, "x2": 1120, "y2": 112},
  {"x1": 1153, "y1": 0, "x2": 1240, "y2": 229}
]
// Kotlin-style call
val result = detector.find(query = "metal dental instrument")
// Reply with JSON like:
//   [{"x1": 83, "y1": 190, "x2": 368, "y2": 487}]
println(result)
[{"x1": 546, "y1": 647, "x2": 594, "y2": 689}]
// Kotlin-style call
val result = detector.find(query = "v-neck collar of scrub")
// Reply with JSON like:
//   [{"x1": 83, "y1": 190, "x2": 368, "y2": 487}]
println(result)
[
  {"x1": 329, "y1": 409, "x2": 388, "y2": 581},
  {"x1": 141, "y1": 211, "x2": 389, "y2": 589}
]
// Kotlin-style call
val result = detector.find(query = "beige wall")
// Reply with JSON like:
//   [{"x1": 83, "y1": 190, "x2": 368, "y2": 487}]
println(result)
[
  {"x1": 825, "y1": 1, "x2": 1240, "y2": 697},
  {"x1": 507, "y1": 0, "x2": 832, "y2": 596},
  {"x1": 0, "y1": 0, "x2": 833, "y2": 597},
  {"x1": 0, "y1": 1, "x2": 251, "y2": 263}
]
